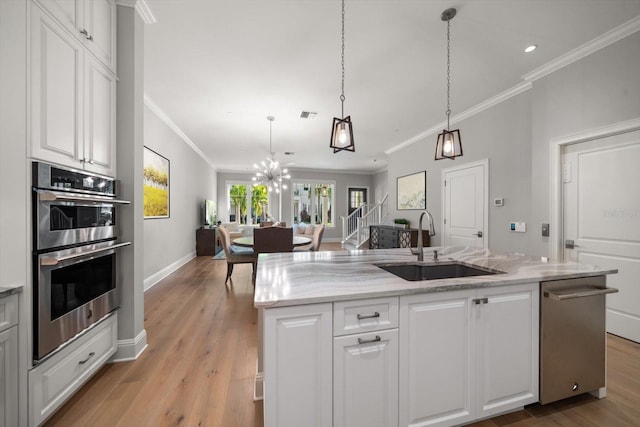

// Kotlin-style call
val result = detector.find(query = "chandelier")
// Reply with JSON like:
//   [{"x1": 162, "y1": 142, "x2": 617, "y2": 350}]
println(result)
[{"x1": 252, "y1": 116, "x2": 290, "y2": 193}]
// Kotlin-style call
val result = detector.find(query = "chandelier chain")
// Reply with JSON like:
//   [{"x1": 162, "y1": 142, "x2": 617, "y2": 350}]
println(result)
[
  {"x1": 340, "y1": 0, "x2": 346, "y2": 117},
  {"x1": 446, "y1": 18, "x2": 451, "y2": 129}
]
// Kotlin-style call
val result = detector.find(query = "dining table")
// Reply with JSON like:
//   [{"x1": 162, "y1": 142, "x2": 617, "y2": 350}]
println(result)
[{"x1": 232, "y1": 235, "x2": 312, "y2": 248}]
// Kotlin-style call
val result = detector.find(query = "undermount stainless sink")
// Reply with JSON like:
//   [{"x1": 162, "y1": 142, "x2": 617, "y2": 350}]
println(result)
[{"x1": 376, "y1": 261, "x2": 503, "y2": 281}]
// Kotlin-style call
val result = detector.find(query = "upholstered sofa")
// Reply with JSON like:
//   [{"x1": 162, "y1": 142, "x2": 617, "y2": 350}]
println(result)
[{"x1": 219, "y1": 222, "x2": 258, "y2": 239}]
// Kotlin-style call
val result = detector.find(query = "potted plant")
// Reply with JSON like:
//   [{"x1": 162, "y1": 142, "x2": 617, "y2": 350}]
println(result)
[{"x1": 394, "y1": 218, "x2": 410, "y2": 229}]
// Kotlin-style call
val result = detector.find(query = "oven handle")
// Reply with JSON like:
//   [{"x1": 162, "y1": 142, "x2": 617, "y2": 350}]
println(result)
[
  {"x1": 38, "y1": 190, "x2": 131, "y2": 205},
  {"x1": 40, "y1": 242, "x2": 131, "y2": 266},
  {"x1": 544, "y1": 286, "x2": 619, "y2": 300}
]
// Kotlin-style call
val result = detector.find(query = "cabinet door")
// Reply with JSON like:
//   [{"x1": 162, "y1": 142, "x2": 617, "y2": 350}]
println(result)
[
  {"x1": 83, "y1": 0, "x2": 116, "y2": 70},
  {"x1": 84, "y1": 56, "x2": 116, "y2": 176},
  {"x1": 334, "y1": 329, "x2": 398, "y2": 427},
  {"x1": 264, "y1": 303, "x2": 332, "y2": 427},
  {"x1": 30, "y1": 5, "x2": 84, "y2": 169},
  {"x1": 475, "y1": 283, "x2": 539, "y2": 418},
  {"x1": 0, "y1": 327, "x2": 18, "y2": 427},
  {"x1": 34, "y1": 0, "x2": 82, "y2": 36},
  {"x1": 400, "y1": 291, "x2": 474, "y2": 427}
]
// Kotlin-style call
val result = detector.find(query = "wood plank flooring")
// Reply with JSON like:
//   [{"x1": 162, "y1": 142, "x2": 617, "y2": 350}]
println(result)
[{"x1": 45, "y1": 243, "x2": 640, "y2": 427}]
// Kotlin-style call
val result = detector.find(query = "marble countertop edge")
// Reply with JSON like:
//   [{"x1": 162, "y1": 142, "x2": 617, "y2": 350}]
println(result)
[
  {"x1": 253, "y1": 247, "x2": 618, "y2": 308},
  {"x1": 0, "y1": 284, "x2": 24, "y2": 299}
]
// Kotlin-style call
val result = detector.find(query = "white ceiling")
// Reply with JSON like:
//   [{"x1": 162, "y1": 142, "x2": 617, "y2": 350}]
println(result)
[{"x1": 144, "y1": 0, "x2": 640, "y2": 173}]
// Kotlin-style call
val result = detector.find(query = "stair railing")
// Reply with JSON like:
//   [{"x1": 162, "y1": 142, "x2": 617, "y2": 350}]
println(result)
[{"x1": 341, "y1": 193, "x2": 388, "y2": 247}]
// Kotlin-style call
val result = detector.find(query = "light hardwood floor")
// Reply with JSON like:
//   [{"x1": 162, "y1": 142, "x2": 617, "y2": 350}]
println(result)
[{"x1": 45, "y1": 243, "x2": 640, "y2": 427}]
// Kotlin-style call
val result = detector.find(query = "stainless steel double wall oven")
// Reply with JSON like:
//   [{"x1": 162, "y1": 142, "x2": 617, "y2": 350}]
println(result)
[{"x1": 32, "y1": 162, "x2": 130, "y2": 362}]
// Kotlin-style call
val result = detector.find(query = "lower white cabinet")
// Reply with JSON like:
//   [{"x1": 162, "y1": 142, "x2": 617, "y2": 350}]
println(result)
[
  {"x1": 263, "y1": 284, "x2": 539, "y2": 427},
  {"x1": 29, "y1": 313, "x2": 117, "y2": 426},
  {"x1": 0, "y1": 294, "x2": 19, "y2": 427},
  {"x1": 399, "y1": 283, "x2": 539, "y2": 426},
  {"x1": 334, "y1": 328, "x2": 398, "y2": 427},
  {"x1": 264, "y1": 303, "x2": 333, "y2": 427}
]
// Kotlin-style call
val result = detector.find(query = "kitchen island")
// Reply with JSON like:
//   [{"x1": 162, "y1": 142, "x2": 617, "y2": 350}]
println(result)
[{"x1": 254, "y1": 247, "x2": 616, "y2": 427}]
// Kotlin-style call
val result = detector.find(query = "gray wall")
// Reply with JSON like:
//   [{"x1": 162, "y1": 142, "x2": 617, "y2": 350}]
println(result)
[
  {"x1": 387, "y1": 31, "x2": 640, "y2": 257},
  {"x1": 387, "y1": 92, "x2": 532, "y2": 253},
  {"x1": 217, "y1": 170, "x2": 373, "y2": 241},
  {"x1": 529, "y1": 31, "x2": 640, "y2": 256},
  {"x1": 143, "y1": 106, "x2": 217, "y2": 282}
]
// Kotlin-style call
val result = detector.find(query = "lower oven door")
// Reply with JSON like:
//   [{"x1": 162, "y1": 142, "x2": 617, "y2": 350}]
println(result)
[{"x1": 34, "y1": 241, "x2": 130, "y2": 361}]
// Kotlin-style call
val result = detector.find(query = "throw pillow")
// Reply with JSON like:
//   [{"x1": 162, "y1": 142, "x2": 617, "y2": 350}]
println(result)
[{"x1": 304, "y1": 225, "x2": 315, "y2": 235}]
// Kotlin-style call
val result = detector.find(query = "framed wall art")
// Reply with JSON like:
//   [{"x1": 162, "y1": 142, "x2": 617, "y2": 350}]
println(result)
[
  {"x1": 397, "y1": 171, "x2": 426, "y2": 210},
  {"x1": 143, "y1": 147, "x2": 170, "y2": 218}
]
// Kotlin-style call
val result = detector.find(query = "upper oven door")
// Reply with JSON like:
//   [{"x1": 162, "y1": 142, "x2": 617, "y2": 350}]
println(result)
[{"x1": 34, "y1": 189, "x2": 129, "y2": 251}]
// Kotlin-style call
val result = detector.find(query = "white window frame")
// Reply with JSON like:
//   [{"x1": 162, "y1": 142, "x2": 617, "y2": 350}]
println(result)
[{"x1": 290, "y1": 179, "x2": 336, "y2": 228}]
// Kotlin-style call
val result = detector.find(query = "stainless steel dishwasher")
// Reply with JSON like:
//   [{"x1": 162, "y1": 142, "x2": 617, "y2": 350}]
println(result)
[{"x1": 540, "y1": 275, "x2": 618, "y2": 404}]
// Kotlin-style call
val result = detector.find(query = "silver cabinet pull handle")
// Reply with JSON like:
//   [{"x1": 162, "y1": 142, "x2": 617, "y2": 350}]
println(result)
[
  {"x1": 40, "y1": 241, "x2": 131, "y2": 266},
  {"x1": 544, "y1": 287, "x2": 618, "y2": 300},
  {"x1": 357, "y1": 335, "x2": 381, "y2": 345},
  {"x1": 78, "y1": 352, "x2": 95, "y2": 365},
  {"x1": 357, "y1": 311, "x2": 380, "y2": 320}
]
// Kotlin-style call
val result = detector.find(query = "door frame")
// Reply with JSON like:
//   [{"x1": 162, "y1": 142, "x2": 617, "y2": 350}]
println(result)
[
  {"x1": 441, "y1": 158, "x2": 489, "y2": 249},
  {"x1": 550, "y1": 117, "x2": 640, "y2": 261},
  {"x1": 346, "y1": 185, "x2": 369, "y2": 215}
]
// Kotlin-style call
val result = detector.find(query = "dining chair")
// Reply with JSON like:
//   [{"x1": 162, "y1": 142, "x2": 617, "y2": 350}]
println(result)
[
  {"x1": 253, "y1": 226, "x2": 294, "y2": 254},
  {"x1": 218, "y1": 225, "x2": 257, "y2": 284},
  {"x1": 294, "y1": 224, "x2": 325, "y2": 252}
]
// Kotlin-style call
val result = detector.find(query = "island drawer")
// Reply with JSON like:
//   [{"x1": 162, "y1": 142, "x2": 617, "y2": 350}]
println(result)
[{"x1": 334, "y1": 296, "x2": 399, "y2": 336}]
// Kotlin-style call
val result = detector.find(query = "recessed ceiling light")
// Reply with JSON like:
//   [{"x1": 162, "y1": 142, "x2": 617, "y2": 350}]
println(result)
[{"x1": 524, "y1": 44, "x2": 537, "y2": 53}]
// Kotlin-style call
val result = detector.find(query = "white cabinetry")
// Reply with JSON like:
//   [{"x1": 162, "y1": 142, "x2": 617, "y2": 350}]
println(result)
[
  {"x1": 30, "y1": 2, "x2": 116, "y2": 177},
  {"x1": 29, "y1": 313, "x2": 117, "y2": 426},
  {"x1": 0, "y1": 294, "x2": 18, "y2": 427},
  {"x1": 399, "y1": 283, "x2": 539, "y2": 427},
  {"x1": 33, "y1": 0, "x2": 116, "y2": 70},
  {"x1": 264, "y1": 303, "x2": 333, "y2": 427},
  {"x1": 333, "y1": 297, "x2": 399, "y2": 427}
]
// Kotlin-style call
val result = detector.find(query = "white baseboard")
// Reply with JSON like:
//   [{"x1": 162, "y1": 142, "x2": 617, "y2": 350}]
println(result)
[
  {"x1": 143, "y1": 251, "x2": 196, "y2": 291},
  {"x1": 111, "y1": 328, "x2": 148, "y2": 362}
]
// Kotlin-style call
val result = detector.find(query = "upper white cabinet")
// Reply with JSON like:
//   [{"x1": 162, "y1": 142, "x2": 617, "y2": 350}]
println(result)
[
  {"x1": 33, "y1": 0, "x2": 116, "y2": 71},
  {"x1": 30, "y1": 3, "x2": 116, "y2": 177}
]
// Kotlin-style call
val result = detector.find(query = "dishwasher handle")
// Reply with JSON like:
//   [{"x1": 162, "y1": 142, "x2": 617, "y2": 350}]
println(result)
[{"x1": 544, "y1": 286, "x2": 618, "y2": 301}]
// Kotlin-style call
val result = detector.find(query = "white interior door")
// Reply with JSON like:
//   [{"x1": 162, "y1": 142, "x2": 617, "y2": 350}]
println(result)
[
  {"x1": 443, "y1": 160, "x2": 488, "y2": 249},
  {"x1": 563, "y1": 129, "x2": 640, "y2": 343}
]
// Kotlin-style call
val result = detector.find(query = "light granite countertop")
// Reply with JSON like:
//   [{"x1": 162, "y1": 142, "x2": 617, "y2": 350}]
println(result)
[
  {"x1": 253, "y1": 246, "x2": 617, "y2": 308},
  {"x1": 0, "y1": 284, "x2": 23, "y2": 299}
]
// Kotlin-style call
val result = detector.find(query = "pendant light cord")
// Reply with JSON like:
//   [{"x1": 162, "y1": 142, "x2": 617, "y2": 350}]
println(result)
[
  {"x1": 446, "y1": 18, "x2": 451, "y2": 131},
  {"x1": 340, "y1": 0, "x2": 346, "y2": 119}
]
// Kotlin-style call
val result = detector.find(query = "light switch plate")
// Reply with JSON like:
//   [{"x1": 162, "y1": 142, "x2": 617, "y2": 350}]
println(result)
[{"x1": 493, "y1": 198, "x2": 504, "y2": 207}]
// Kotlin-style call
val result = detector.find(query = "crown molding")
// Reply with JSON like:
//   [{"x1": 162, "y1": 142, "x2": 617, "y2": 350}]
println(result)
[
  {"x1": 386, "y1": 81, "x2": 532, "y2": 155},
  {"x1": 115, "y1": 0, "x2": 157, "y2": 24},
  {"x1": 144, "y1": 94, "x2": 216, "y2": 170},
  {"x1": 523, "y1": 15, "x2": 640, "y2": 82}
]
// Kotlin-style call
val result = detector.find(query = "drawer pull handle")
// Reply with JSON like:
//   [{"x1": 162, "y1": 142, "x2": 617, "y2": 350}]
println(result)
[
  {"x1": 357, "y1": 335, "x2": 381, "y2": 345},
  {"x1": 357, "y1": 311, "x2": 380, "y2": 320},
  {"x1": 78, "y1": 352, "x2": 95, "y2": 365}
]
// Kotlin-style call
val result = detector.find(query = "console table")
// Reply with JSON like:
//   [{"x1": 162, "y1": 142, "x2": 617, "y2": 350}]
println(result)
[
  {"x1": 369, "y1": 225, "x2": 430, "y2": 249},
  {"x1": 196, "y1": 227, "x2": 222, "y2": 256}
]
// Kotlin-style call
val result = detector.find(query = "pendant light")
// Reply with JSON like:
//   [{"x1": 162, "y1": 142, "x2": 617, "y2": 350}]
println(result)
[
  {"x1": 435, "y1": 8, "x2": 463, "y2": 160},
  {"x1": 252, "y1": 116, "x2": 290, "y2": 194},
  {"x1": 330, "y1": 0, "x2": 355, "y2": 153}
]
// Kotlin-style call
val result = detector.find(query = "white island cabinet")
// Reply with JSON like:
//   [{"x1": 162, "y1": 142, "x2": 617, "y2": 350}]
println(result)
[
  {"x1": 399, "y1": 282, "x2": 539, "y2": 427},
  {"x1": 257, "y1": 247, "x2": 614, "y2": 427}
]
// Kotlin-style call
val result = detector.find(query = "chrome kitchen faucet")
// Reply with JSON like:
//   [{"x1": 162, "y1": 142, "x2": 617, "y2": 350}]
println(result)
[{"x1": 411, "y1": 210, "x2": 436, "y2": 262}]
